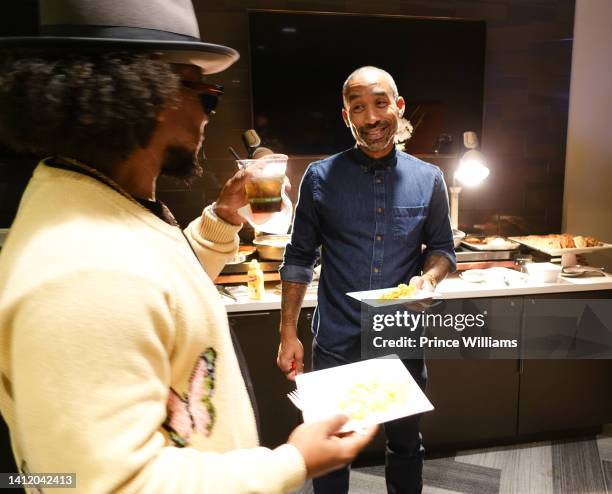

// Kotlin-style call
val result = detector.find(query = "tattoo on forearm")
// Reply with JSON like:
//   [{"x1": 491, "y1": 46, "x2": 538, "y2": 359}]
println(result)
[{"x1": 281, "y1": 281, "x2": 308, "y2": 329}]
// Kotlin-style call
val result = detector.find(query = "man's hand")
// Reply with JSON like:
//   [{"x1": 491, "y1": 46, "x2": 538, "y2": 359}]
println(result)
[
  {"x1": 277, "y1": 333, "x2": 304, "y2": 381},
  {"x1": 409, "y1": 273, "x2": 437, "y2": 292},
  {"x1": 213, "y1": 168, "x2": 249, "y2": 226},
  {"x1": 288, "y1": 415, "x2": 378, "y2": 479},
  {"x1": 409, "y1": 254, "x2": 451, "y2": 292}
]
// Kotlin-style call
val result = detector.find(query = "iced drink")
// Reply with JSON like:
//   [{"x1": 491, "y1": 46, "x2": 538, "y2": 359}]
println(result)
[{"x1": 241, "y1": 154, "x2": 288, "y2": 213}]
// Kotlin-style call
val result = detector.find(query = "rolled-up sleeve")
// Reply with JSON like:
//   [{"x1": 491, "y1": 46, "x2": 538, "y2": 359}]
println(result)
[
  {"x1": 280, "y1": 164, "x2": 321, "y2": 284},
  {"x1": 423, "y1": 170, "x2": 457, "y2": 272}
]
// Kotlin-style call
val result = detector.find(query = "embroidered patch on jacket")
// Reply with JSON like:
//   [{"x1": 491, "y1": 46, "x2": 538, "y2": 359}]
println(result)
[{"x1": 163, "y1": 347, "x2": 217, "y2": 447}]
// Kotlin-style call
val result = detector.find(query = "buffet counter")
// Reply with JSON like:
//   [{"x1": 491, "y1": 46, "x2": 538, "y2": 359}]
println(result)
[
  {"x1": 222, "y1": 269, "x2": 612, "y2": 313},
  {"x1": 224, "y1": 268, "x2": 612, "y2": 454}
]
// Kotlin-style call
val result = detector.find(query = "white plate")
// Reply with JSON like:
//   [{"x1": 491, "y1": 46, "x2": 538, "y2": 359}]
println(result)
[
  {"x1": 460, "y1": 269, "x2": 487, "y2": 283},
  {"x1": 459, "y1": 267, "x2": 528, "y2": 286},
  {"x1": 346, "y1": 287, "x2": 438, "y2": 307},
  {"x1": 295, "y1": 356, "x2": 434, "y2": 432}
]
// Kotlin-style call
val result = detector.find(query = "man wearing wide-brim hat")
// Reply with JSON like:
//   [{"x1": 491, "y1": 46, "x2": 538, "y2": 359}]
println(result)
[{"x1": 0, "y1": 1, "x2": 375, "y2": 492}]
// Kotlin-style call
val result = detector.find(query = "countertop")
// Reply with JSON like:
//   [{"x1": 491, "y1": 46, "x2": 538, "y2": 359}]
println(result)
[
  {"x1": 223, "y1": 267, "x2": 612, "y2": 313},
  {"x1": 223, "y1": 285, "x2": 318, "y2": 313}
]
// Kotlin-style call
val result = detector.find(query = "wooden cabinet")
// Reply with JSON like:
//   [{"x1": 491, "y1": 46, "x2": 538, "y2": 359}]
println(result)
[
  {"x1": 518, "y1": 359, "x2": 612, "y2": 435},
  {"x1": 420, "y1": 297, "x2": 522, "y2": 448},
  {"x1": 421, "y1": 359, "x2": 519, "y2": 448},
  {"x1": 517, "y1": 291, "x2": 612, "y2": 435}
]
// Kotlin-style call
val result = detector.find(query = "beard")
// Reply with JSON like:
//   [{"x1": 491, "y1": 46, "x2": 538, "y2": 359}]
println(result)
[
  {"x1": 352, "y1": 117, "x2": 399, "y2": 153},
  {"x1": 160, "y1": 145, "x2": 203, "y2": 185}
]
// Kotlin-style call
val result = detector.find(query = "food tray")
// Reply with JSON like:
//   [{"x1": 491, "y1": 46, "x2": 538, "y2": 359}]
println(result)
[
  {"x1": 461, "y1": 239, "x2": 520, "y2": 251},
  {"x1": 508, "y1": 237, "x2": 612, "y2": 257}
]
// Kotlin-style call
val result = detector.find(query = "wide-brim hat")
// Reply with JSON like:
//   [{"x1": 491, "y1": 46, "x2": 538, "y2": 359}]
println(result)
[{"x1": 0, "y1": 0, "x2": 239, "y2": 74}]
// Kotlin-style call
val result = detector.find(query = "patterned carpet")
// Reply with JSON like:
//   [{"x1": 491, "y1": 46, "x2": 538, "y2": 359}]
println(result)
[{"x1": 295, "y1": 428, "x2": 612, "y2": 494}]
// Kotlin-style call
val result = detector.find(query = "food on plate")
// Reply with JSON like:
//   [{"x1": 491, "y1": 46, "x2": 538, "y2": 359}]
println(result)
[
  {"x1": 487, "y1": 237, "x2": 508, "y2": 248},
  {"x1": 339, "y1": 378, "x2": 409, "y2": 421},
  {"x1": 515, "y1": 234, "x2": 600, "y2": 250},
  {"x1": 378, "y1": 283, "x2": 416, "y2": 300},
  {"x1": 573, "y1": 235, "x2": 598, "y2": 248}
]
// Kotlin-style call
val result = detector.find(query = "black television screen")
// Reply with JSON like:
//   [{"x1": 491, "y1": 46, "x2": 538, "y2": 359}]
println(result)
[{"x1": 249, "y1": 11, "x2": 486, "y2": 156}]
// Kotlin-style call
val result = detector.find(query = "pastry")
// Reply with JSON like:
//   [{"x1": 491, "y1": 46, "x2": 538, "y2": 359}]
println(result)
[{"x1": 516, "y1": 234, "x2": 600, "y2": 250}]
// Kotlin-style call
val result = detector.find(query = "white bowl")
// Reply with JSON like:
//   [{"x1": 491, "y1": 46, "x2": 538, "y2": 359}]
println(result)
[
  {"x1": 253, "y1": 234, "x2": 291, "y2": 260},
  {"x1": 525, "y1": 262, "x2": 561, "y2": 283}
]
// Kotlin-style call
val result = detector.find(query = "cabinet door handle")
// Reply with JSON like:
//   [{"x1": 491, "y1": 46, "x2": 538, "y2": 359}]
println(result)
[{"x1": 230, "y1": 312, "x2": 272, "y2": 318}]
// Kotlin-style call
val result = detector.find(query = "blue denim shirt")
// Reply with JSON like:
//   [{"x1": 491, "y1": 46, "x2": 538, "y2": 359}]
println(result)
[{"x1": 280, "y1": 146, "x2": 456, "y2": 358}]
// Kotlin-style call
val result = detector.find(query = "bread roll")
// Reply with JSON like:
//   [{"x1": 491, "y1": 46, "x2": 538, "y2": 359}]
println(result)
[
  {"x1": 573, "y1": 236, "x2": 587, "y2": 248},
  {"x1": 560, "y1": 234, "x2": 575, "y2": 249}
]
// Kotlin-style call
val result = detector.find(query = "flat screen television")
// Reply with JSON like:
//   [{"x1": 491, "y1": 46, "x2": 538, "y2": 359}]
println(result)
[{"x1": 249, "y1": 11, "x2": 486, "y2": 156}]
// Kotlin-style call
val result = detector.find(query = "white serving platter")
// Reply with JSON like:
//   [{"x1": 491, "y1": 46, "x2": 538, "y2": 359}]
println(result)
[
  {"x1": 295, "y1": 355, "x2": 434, "y2": 432},
  {"x1": 508, "y1": 237, "x2": 612, "y2": 257},
  {"x1": 346, "y1": 288, "x2": 438, "y2": 307}
]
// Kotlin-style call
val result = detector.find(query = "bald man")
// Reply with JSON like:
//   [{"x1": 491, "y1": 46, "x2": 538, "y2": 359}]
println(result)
[{"x1": 277, "y1": 66, "x2": 456, "y2": 493}]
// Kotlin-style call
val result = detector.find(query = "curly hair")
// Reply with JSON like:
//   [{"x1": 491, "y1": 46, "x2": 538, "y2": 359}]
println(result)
[{"x1": 0, "y1": 52, "x2": 180, "y2": 169}]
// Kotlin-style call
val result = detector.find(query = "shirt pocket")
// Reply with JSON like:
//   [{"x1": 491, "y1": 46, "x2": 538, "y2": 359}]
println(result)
[{"x1": 391, "y1": 205, "x2": 428, "y2": 242}]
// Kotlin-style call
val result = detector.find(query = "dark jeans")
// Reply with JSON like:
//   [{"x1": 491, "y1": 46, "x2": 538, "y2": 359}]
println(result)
[{"x1": 311, "y1": 341, "x2": 427, "y2": 494}]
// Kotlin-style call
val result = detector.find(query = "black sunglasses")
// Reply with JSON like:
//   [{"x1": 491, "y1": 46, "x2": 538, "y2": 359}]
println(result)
[{"x1": 181, "y1": 80, "x2": 224, "y2": 116}]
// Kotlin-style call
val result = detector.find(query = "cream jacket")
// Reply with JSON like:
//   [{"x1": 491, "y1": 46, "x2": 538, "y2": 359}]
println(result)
[{"x1": 0, "y1": 163, "x2": 305, "y2": 493}]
